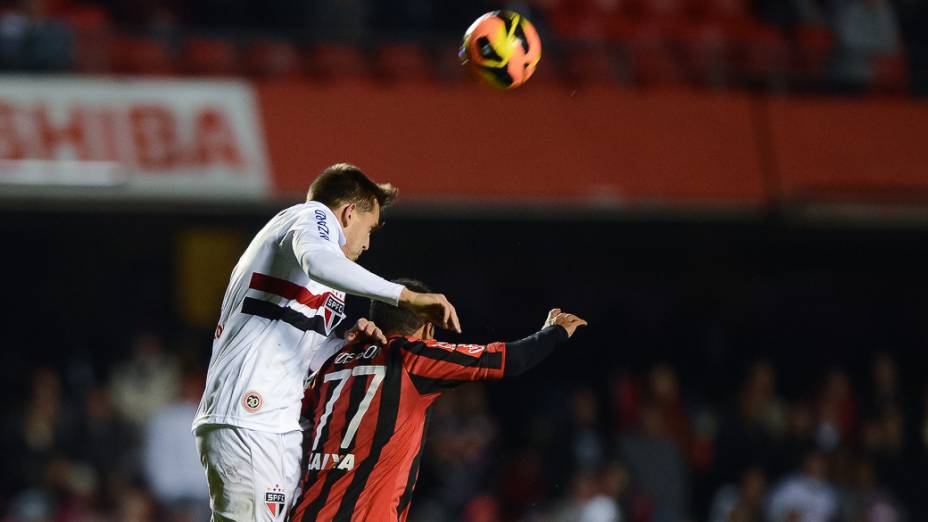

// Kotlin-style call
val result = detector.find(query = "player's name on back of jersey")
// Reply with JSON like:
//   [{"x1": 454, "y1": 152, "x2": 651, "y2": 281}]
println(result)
[
  {"x1": 307, "y1": 451, "x2": 356, "y2": 471},
  {"x1": 314, "y1": 208, "x2": 332, "y2": 241},
  {"x1": 332, "y1": 344, "x2": 381, "y2": 365}
]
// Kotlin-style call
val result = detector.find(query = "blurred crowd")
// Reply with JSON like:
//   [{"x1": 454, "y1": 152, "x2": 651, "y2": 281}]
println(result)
[
  {"x1": 0, "y1": 333, "x2": 210, "y2": 522},
  {"x1": 0, "y1": 0, "x2": 925, "y2": 93},
  {"x1": 2, "y1": 328, "x2": 924, "y2": 522},
  {"x1": 410, "y1": 354, "x2": 921, "y2": 522}
]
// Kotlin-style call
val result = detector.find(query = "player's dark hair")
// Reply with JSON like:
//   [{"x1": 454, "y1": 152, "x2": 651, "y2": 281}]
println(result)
[
  {"x1": 370, "y1": 278, "x2": 431, "y2": 336},
  {"x1": 307, "y1": 163, "x2": 397, "y2": 212}
]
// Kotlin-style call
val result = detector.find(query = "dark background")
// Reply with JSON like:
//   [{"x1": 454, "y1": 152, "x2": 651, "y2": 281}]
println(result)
[{"x1": 3, "y1": 204, "x2": 927, "y2": 518}]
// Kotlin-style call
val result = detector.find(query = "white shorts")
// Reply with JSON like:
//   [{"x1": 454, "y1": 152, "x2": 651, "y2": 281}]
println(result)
[{"x1": 195, "y1": 425, "x2": 303, "y2": 522}]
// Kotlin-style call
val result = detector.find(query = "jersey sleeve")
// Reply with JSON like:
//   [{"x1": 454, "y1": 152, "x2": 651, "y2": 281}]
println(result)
[
  {"x1": 394, "y1": 337, "x2": 507, "y2": 394},
  {"x1": 290, "y1": 205, "x2": 404, "y2": 305},
  {"x1": 396, "y1": 326, "x2": 569, "y2": 395}
]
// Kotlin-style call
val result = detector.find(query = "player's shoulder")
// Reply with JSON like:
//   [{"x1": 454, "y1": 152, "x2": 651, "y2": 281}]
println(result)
[
  {"x1": 384, "y1": 336, "x2": 433, "y2": 360},
  {"x1": 390, "y1": 336, "x2": 494, "y2": 357},
  {"x1": 387, "y1": 335, "x2": 427, "y2": 350},
  {"x1": 297, "y1": 200, "x2": 329, "y2": 213},
  {"x1": 284, "y1": 201, "x2": 329, "y2": 222},
  {"x1": 288, "y1": 202, "x2": 342, "y2": 244}
]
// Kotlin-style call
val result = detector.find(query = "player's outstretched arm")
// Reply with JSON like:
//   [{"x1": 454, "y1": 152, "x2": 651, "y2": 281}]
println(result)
[
  {"x1": 297, "y1": 245, "x2": 405, "y2": 304},
  {"x1": 398, "y1": 288, "x2": 462, "y2": 333},
  {"x1": 504, "y1": 308, "x2": 587, "y2": 376},
  {"x1": 397, "y1": 308, "x2": 586, "y2": 394}
]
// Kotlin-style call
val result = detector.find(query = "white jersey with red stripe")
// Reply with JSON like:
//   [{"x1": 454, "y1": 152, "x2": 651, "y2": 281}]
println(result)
[{"x1": 193, "y1": 201, "x2": 404, "y2": 434}]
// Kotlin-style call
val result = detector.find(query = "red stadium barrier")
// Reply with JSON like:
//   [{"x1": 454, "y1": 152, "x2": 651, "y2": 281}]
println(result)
[
  {"x1": 257, "y1": 82, "x2": 766, "y2": 204},
  {"x1": 767, "y1": 97, "x2": 928, "y2": 202},
  {"x1": 1, "y1": 78, "x2": 927, "y2": 207},
  {"x1": 256, "y1": 81, "x2": 928, "y2": 206}
]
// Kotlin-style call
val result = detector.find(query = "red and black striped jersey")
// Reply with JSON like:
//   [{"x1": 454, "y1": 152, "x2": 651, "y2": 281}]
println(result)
[{"x1": 290, "y1": 326, "x2": 566, "y2": 522}]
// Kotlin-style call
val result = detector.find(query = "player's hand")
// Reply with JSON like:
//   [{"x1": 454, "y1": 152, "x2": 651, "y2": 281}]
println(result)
[
  {"x1": 343, "y1": 317, "x2": 387, "y2": 344},
  {"x1": 399, "y1": 289, "x2": 462, "y2": 333},
  {"x1": 544, "y1": 308, "x2": 588, "y2": 338}
]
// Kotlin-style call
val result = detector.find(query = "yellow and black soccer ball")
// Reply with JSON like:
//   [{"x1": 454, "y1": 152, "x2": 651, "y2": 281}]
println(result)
[{"x1": 459, "y1": 11, "x2": 542, "y2": 89}]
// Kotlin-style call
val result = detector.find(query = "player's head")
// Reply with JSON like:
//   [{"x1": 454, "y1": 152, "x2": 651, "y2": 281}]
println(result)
[
  {"x1": 370, "y1": 278, "x2": 435, "y2": 339},
  {"x1": 308, "y1": 163, "x2": 397, "y2": 261}
]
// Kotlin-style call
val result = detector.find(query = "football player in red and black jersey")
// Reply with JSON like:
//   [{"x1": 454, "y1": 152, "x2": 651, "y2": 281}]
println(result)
[{"x1": 289, "y1": 279, "x2": 587, "y2": 521}]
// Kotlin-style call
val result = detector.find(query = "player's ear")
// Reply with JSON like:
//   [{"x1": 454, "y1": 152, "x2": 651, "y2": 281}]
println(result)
[{"x1": 339, "y1": 203, "x2": 356, "y2": 228}]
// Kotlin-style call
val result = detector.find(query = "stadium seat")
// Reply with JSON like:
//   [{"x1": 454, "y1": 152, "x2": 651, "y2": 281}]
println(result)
[
  {"x1": 871, "y1": 53, "x2": 909, "y2": 94},
  {"x1": 736, "y1": 22, "x2": 791, "y2": 89},
  {"x1": 374, "y1": 43, "x2": 432, "y2": 84},
  {"x1": 690, "y1": 0, "x2": 748, "y2": 21},
  {"x1": 182, "y1": 37, "x2": 240, "y2": 76},
  {"x1": 110, "y1": 35, "x2": 177, "y2": 75},
  {"x1": 676, "y1": 21, "x2": 734, "y2": 87},
  {"x1": 557, "y1": 0, "x2": 628, "y2": 12},
  {"x1": 604, "y1": 11, "x2": 635, "y2": 43},
  {"x1": 545, "y1": 0, "x2": 627, "y2": 19},
  {"x1": 548, "y1": 4, "x2": 612, "y2": 41},
  {"x1": 549, "y1": 12, "x2": 607, "y2": 41},
  {"x1": 563, "y1": 43, "x2": 623, "y2": 86},
  {"x1": 626, "y1": 0, "x2": 689, "y2": 20},
  {"x1": 66, "y1": 4, "x2": 110, "y2": 30},
  {"x1": 68, "y1": 6, "x2": 112, "y2": 73},
  {"x1": 243, "y1": 39, "x2": 302, "y2": 79},
  {"x1": 432, "y1": 42, "x2": 470, "y2": 84},
  {"x1": 597, "y1": 0, "x2": 630, "y2": 13},
  {"x1": 622, "y1": 21, "x2": 687, "y2": 87},
  {"x1": 794, "y1": 26, "x2": 833, "y2": 86},
  {"x1": 307, "y1": 43, "x2": 371, "y2": 84}
]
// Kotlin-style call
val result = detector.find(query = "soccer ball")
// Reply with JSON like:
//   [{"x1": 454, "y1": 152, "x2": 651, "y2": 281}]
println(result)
[{"x1": 459, "y1": 11, "x2": 542, "y2": 89}]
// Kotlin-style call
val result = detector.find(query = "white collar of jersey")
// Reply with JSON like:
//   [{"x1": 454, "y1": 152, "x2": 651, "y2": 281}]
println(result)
[
  {"x1": 311, "y1": 202, "x2": 347, "y2": 247},
  {"x1": 333, "y1": 209, "x2": 347, "y2": 247}
]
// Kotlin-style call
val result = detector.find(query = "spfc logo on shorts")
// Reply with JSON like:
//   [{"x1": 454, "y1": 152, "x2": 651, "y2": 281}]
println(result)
[
  {"x1": 265, "y1": 485, "x2": 286, "y2": 518},
  {"x1": 323, "y1": 293, "x2": 346, "y2": 334}
]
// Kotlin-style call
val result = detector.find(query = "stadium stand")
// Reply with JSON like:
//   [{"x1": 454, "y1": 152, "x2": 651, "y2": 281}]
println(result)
[{"x1": 0, "y1": 0, "x2": 916, "y2": 95}]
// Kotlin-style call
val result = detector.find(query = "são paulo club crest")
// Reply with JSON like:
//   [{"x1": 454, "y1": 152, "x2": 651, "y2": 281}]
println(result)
[
  {"x1": 322, "y1": 293, "x2": 346, "y2": 334},
  {"x1": 265, "y1": 485, "x2": 286, "y2": 518}
]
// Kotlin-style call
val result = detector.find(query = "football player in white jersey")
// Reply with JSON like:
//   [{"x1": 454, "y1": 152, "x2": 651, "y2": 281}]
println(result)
[{"x1": 193, "y1": 163, "x2": 461, "y2": 522}]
